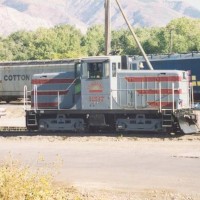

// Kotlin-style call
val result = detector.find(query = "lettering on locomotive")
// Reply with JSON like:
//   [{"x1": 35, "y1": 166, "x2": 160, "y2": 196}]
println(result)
[
  {"x1": 4, "y1": 75, "x2": 30, "y2": 81},
  {"x1": 89, "y1": 96, "x2": 104, "y2": 103}
]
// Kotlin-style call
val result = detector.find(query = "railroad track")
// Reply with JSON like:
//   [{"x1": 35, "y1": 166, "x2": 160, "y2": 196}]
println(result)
[
  {"x1": 0, "y1": 126, "x2": 199, "y2": 137},
  {"x1": 0, "y1": 126, "x2": 27, "y2": 132}
]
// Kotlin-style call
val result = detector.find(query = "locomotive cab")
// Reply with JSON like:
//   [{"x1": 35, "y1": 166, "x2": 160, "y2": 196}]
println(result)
[{"x1": 80, "y1": 56, "x2": 122, "y2": 110}]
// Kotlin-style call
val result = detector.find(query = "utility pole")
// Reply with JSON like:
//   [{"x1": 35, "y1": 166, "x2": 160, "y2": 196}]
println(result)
[
  {"x1": 115, "y1": 0, "x2": 153, "y2": 70},
  {"x1": 169, "y1": 29, "x2": 173, "y2": 54},
  {"x1": 105, "y1": 0, "x2": 111, "y2": 55}
]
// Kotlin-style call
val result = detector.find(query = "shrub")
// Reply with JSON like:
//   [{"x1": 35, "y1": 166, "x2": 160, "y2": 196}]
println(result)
[{"x1": 0, "y1": 159, "x2": 67, "y2": 200}]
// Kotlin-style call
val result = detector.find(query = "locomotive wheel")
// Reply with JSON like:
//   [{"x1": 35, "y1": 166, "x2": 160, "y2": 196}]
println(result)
[
  {"x1": 39, "y1": 120, "x2": 48, "y2": 131},
  {"x1": 168, "y1": 132, "x2": 176, "y2": 136},
  {"x1": 88, "y1": 126, "x2": 98, "y2": 133},
  {"x1": 73, "y1": 121, "x2": 83, "y2": 133}
]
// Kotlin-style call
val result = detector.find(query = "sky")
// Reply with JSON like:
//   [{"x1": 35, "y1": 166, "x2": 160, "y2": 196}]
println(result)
[{"x1": 183, "y1": 0, "x2": 200, "y2": 9}]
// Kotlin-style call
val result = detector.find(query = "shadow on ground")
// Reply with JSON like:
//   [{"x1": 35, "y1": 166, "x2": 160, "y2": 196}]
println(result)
[{"x1": 0, "y1": 130, "x2": 185, "y2": 139}]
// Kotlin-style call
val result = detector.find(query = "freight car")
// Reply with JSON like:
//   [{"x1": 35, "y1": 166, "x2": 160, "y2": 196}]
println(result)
[
  {"x1": 130, "y1": 52, "x2": 200, "y2": 101},
  {"x1": 0, "y1": 59, "x2": 76, "y2": 102},
  {"x1": 25, "y1": 55, "x2": 198, "y2": 135}
]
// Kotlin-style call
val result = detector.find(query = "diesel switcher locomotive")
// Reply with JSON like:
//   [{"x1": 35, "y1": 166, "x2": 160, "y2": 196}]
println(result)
[{"x1": 25, "y1": 56, "x2": 199, "y2": 135}]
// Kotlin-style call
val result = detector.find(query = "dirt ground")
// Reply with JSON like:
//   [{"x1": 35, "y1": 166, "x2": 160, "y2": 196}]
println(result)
[
  {"x1": 0, "y1": 103, "x2": 26, "y2": 127},
  {"x1": 0, "y1": 104, "x2": 200, "y2": 200}
]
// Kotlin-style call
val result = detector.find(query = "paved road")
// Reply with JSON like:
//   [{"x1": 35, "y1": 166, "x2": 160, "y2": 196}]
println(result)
[{"x1": 0, "y1": 136, "x2": 200, "y2": 196}]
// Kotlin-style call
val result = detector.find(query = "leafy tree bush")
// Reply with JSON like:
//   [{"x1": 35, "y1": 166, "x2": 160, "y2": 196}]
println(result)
[
  {"x1": 0, "y1": 18, "x2": 199, "y2": 61},
  {"x1": 166, "y1": 17, "x2": 200, "y2": 53},
  {"x1": 0, "y1": 161, "x2": 67, "y2": 199},
  {"x1": 83, "y1": 25, "x2": 105, "y2": 56}
]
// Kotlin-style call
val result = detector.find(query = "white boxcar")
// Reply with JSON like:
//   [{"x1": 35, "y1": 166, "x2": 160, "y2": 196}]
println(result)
[{"x1": 0, "y1": 59, "x2": 76, "y2": 102}]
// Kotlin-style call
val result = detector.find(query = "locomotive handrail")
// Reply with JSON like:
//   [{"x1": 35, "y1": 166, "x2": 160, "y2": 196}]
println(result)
[
  {"x1": 159, "y1": 82, "x2": 175, "y2": 112},
  {"x1": 159, "y1": 82, "x2": 161, "y2": 112},
  {"x1": 23, "y1": 85, "x2": 31, "y2": 110},
  {"x1": 24, "y1": 85, "x2": 28, "y2": 110},
  {"x1": 33, "y1": 85, "x2": 38, "y2": 111},
  {"x1": 172, "y1": 82, "x2": 175, "y2": 112},
  {"x1": 191, "y1": 84, "x2": 194, "y2": 108},
  {"x1": 58, "y1": 91, "x2": 60, "y2": 110}
]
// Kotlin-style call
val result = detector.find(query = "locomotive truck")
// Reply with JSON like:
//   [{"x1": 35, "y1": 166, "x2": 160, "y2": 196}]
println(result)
[{"x1": 25, "y1": 55, "x2": 198, "y2": 135}]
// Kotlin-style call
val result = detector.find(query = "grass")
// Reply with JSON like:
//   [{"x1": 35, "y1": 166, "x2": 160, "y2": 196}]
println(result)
[{"x1": 0, "y1": 158, "x2": 82, "y2": 200}]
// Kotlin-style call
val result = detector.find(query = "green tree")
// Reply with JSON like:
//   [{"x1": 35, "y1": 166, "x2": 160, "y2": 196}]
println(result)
[
  {"x1": 0, "y1": 17, "x2": 199, "y2": 61},
  {"x1": 0, "y1": 37, "x2": 15, "y2": 61},
  {"x1": 52, "y1": 25, "x2": 85, "y2": 59},
  {"x1": 165, "y1": 17, "x2": 200, "y2": 53},
  {"x1": 83, "y1": 25, "x2": 105, "y2": 56},
  {"x1": 31, "y1": 27, "x2": 57, "y2": 60},
  {"x1": 111, "y1": 29, "x2": 139, "y2": 55},
  {"x1": 8, "y1": 31, "x2": 34, "y2": 60}
]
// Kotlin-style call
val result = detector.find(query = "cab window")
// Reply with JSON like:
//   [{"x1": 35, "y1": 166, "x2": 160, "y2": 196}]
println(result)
[
  {"x1": 75, "y1": 62, "x2": 81, "y2": 77},
  {"x1": 112, "y1": 63, "x2": 116, "y2": 77},
  {"x1": 183, "y1": 72, "x2": 186, "y2": 80},
  {"x1": 81, "y1": 61, "x2": 110, "y2": 79},
  {"x1": 118, "y1": 62, "x2": 121, "y2": 69},
  {"x1": 88, "y1": 63, "x2": 103, "y2": 79}
]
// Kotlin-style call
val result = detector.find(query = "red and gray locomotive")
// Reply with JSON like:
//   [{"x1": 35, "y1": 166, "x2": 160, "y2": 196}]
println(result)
[{"x1": 25, "y1": 56, "x2": 198, "y2": 135}]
